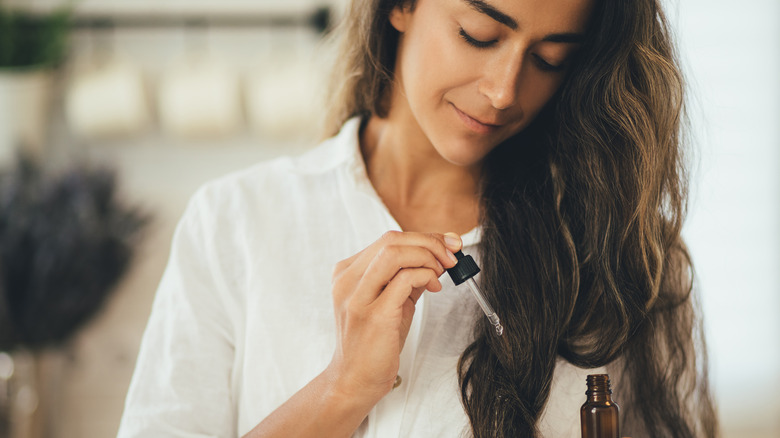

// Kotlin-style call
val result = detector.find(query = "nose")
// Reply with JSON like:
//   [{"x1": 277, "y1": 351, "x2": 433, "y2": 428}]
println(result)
[{"x1": 479, "y1": 51, "x2": 524, "y2": 111}]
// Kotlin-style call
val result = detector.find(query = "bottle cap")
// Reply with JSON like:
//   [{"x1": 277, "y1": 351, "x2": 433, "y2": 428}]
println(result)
[{"x1": 446, "y1": 251, "x2": 480, "y2": 285}]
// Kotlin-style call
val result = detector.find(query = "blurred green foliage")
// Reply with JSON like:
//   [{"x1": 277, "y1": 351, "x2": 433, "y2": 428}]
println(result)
[{"x1": 0, "y1": 7, "x2": 71, "y2": 69}]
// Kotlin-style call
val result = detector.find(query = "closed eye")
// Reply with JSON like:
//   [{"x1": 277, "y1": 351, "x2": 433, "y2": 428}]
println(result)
[
  {"x1": 532, "y1": 54, "x2": 565, "y2": 72},
  {"x1": 459, "y1": 28, "x2": 496, "y2": 49}
]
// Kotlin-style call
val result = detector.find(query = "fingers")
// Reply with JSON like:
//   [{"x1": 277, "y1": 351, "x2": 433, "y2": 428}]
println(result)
[
  {"x1": 360, "y1": 231, "x2": 460, "y2": 268},
  {"x1": 374, "y1": 267, "x2": 441, "y2": 309},
  {"x1": 353, "y1": 245, "x2": 443, "y2": 304},
  {"x1": 442, "y1": 232, "x2": 463, "y2": 253},
  {"x1": 352, "y1": 231, "x2": 462, "y2": 304},
  {"x1": 333, "y1": 230, "x2": 461, "y2": 294},
  {"x1": 332, "y1": 230, "x2": 464, "y2": 317},
  {"x1": 325, "y1": 231, "x2": 464, "y2": 401}
]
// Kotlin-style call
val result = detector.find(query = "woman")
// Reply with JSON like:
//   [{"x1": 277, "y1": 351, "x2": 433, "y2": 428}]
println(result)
[{"x1": 118, "y1": 0, "x2": 719, "y2": 436}]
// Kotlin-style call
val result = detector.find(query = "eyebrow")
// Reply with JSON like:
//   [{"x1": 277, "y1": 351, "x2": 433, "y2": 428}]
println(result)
[
  {"x1": 462, "y1": 0, "x2": 586, "y2": 43},
  {"x1": 463, "y1": 0, "x2": 518, "y2": 30},
  {"x1": 543, "y1": 33, "x2": 585, "y2": 44}
]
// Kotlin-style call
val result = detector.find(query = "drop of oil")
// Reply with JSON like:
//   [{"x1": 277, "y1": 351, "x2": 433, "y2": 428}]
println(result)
[{"x1": 494, "y1": 323, "x2": 504, "y2": 336}]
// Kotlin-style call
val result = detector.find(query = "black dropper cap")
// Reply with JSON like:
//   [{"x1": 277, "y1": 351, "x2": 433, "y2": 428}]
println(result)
[{"x1": 446, "y1": 250, "x2": 480, "y2": 285}]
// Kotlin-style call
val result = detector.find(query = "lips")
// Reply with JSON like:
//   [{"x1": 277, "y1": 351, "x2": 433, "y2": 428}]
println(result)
[{"x1": 451, "y1": 103, "x2": 502, "y2": 134}]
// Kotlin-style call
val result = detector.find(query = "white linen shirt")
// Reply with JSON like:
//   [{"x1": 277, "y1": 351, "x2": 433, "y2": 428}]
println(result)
[{"x1": 117, "y1": 117, "x2": 605, "y2": 438}]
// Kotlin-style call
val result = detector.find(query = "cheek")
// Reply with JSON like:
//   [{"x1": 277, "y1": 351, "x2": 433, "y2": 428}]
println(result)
[
  {"x1": 519, "y1": 72, "x2": 564, "y2": 120},
  {"x1": 401, "y1": 25, "x2": 467, "y2": 106}
]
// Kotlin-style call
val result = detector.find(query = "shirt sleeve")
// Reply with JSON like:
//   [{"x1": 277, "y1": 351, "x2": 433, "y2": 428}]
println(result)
[{"x1": 117, "y1": 187, "x2": 238, "y2": 438}]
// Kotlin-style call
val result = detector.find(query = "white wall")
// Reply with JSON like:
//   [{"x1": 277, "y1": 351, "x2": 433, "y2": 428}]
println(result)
[{"x1": 669, "y1": 0, "x2": 780, "y2": 434}]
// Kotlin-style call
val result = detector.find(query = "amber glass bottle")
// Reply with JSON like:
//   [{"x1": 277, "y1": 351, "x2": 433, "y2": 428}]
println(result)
[{"x1": 580, "y1": 374, "x2": 620, "y2": 438}]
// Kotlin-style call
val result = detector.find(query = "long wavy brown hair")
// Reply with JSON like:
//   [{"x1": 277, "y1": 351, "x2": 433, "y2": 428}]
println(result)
[{"x1": 323, "y1": 0, "x2": 719, "y2": 436}]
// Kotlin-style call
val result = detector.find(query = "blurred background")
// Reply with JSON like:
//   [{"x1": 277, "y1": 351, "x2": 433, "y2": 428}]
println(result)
[{"x1": 0, "y1": 0, "x2": 777, "y2": 437}]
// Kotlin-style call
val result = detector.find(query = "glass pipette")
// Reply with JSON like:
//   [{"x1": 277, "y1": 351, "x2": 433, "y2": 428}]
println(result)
[{"x1": 446, "y1": 251, "x2": 504, "y2": 336}]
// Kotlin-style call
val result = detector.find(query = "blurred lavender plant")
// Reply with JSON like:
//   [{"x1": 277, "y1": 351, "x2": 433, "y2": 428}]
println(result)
[{"x1": 0, "y1": 157, "x2": 148, "y2": 350}]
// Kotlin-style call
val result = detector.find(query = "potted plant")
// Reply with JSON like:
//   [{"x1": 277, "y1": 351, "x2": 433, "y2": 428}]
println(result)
[
  {"x1": 0, "y1": 2, "x2": 72, "y2": 163},
  {"x1": 0, "y1": 156, "x2": 148, "y2": 437}
]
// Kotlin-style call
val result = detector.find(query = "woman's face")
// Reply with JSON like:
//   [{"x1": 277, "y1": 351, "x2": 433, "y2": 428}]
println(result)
[{"x1": 388, "y1": 0, "x2": 593, "y2": 166}]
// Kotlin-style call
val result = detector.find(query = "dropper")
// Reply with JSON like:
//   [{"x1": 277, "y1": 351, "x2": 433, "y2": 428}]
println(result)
[{"x1": 446, "y1": 251, "x2": 504, "y2": 336}]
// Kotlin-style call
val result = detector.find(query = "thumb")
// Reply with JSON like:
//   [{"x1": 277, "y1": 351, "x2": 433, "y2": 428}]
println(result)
[{"x1": 443, "y1": 232, "x2": 462, "y2": 252}]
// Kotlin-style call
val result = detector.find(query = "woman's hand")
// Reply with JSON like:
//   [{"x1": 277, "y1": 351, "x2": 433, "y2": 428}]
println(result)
[
  {"x1": 243, "y1": 231, "x2": 462, "y2": 438},
  {"x1": 325, "y1": 231, "x2": 462, "y2": 405}
]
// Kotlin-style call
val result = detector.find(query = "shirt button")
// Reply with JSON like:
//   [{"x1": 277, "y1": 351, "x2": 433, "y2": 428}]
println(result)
[{"x1": 393, "y1": 375, "x2": 402, "y2": 389}]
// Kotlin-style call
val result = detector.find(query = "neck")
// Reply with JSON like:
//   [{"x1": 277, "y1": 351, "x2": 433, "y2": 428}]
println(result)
[{"x1": 360, "y1": 114, "x2": 481, "y2": 235}]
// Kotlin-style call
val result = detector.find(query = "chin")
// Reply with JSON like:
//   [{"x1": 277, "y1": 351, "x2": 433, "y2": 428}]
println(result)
[{"x1": 435, "y1": 141, "x2": 492, "y2": 167}]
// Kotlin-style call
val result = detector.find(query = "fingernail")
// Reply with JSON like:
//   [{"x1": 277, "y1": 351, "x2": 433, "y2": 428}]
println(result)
[
  {"x1": 447, "y1": 251, "x2": 458, "y2": 265},
  {"x1": 444, "y1": 232, "x2": 461, "y2": 250}
]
